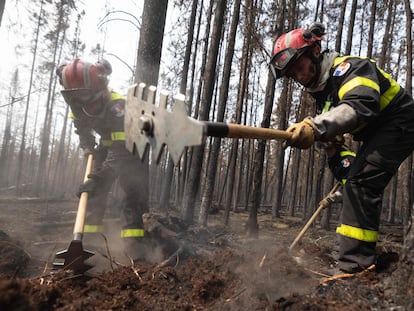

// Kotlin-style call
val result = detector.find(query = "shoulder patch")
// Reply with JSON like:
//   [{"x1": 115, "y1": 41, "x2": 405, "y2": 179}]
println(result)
[
  {"x1": 333, "y1": 62, "x2": 351, "y2": 76},
  {"x1": 110, "y1": 102, "x2": 125, "y2": 117},
  {"x1": 341, "y1": 158, "x2": 351, "y2": 168}
]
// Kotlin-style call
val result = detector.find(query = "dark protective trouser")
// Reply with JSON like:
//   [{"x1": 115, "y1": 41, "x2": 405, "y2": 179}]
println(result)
[
  {"x1": 117, "y1": 156, "x2": 149, "y2": 260},
  {"x1": 84, "y1": 148, "x2": 113, "y2": 234},
  {"x1": 84, "y1": 147, "x2": 149, "y2": 260},
  {"x1": 118, "y1": 156, "x2": 149, "y2": 234},
  {"x1": 338, "y1": 101, "x2": 414, "y2": 272}
]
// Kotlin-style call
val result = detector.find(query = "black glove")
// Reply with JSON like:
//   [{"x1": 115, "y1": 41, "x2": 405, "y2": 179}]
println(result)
[
  {"x1": 328, "y1": 146, "x2": 356, "y2": 184},
  {"x1": 76, "y1": 174, "x2": 100, "y2": 198},
  {"x1": 82, "y1": 147, "x2": 95, "y2": 157}
]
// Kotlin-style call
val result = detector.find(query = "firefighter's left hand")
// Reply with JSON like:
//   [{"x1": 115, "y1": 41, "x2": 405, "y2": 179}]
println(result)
[
  {"x1": 327, "y1": 146, "x2": 356, "y2": 183},
  {"x1": 76, "y1": 174, "x2": 100, "y2": 198},
  {"x1": 283, "y1": 119, "x2": 315, "y2": 149}
]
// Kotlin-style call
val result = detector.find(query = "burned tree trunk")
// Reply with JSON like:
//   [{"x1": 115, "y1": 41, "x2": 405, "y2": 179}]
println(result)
[{"x1": 182, "y1": 0, "x2": 227, "y2": 224}]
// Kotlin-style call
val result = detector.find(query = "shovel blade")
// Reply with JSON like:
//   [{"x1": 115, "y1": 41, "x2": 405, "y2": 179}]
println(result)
[{"x1": 54, "y1": 240, "x2": 95, "y2": 274}]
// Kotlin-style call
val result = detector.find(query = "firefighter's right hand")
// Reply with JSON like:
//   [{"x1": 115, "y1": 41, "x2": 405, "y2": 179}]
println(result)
[
  {"x1": 77, "y1": 177, "x2": 98, "y2": 198},
  {"x1": 283, "y1": 118, "x2": 315, "y2": 149}
]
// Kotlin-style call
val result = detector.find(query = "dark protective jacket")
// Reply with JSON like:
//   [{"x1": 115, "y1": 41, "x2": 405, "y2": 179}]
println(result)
[
  {"x1": 311, "y1": 56, "x2": 407, "y2": 142},
  {"x1": 308, "y1": 55, "x2": 414, "y2": 272},
  {"x1": 71, "y1": 91, "x2": 125, "y2": 153}
]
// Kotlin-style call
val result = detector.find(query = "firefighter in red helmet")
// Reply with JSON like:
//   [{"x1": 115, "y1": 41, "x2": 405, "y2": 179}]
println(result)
[
  {"x1": 270, "y1": 24, "x2": 414, "y2": 273},
  {"x1": 57, "y1": 58, "x2": 149, "y2": 261}
]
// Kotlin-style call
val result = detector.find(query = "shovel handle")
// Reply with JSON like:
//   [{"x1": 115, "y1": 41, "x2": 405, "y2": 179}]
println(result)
[
  {"x1": 73, "y1": 154, "x2": 94, "y2": 238},
  {"x1": 206, "y1": 122, "x2": 292, "y2": 141}
]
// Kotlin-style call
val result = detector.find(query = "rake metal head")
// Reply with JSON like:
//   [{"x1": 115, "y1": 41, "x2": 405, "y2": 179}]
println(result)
[
  {"x1": 54, "y1": 240, "x2": 94, "y2": 274},
  {"x1": 125, "y1": 83, "x2": 206, "y2": 165}
]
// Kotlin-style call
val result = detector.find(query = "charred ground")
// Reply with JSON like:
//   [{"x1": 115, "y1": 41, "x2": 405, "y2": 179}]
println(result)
[{"x1": 0, "y1": 196, "x2": 406, "y2": 310}]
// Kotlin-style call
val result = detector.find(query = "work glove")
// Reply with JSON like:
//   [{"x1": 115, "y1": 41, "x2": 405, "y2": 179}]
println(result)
[
  {"x1": 327, "y1": 146, "x2": 356, "y2": 184},
  {"x1": 76, "y1": 174, "x2": 100, "y2": 198},
  {"x1": 283, "y1": 118, "x2": 315, "y2": 149}
]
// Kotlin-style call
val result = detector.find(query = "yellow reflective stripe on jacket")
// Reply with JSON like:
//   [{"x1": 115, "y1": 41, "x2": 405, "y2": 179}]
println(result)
[
  {"x1": 338, "y1": 77, "x2": 380, "y2": 100},
  {"x1": 336, "y1": 224, "x2": 378, "y2": 242},
  {"x1": 377, "y1": 68, "x2": 401, "y2": 111},
  {"x1": 333, "y1": 56, "x2": 348, "y2": 66},
  {"x1": 322, "y1": 101, "x2": 331, "y2": 113},
  {"x1": 341, "y1": 179, "x2": 347, "y2": 185},
  {"x1": 121, "y1": 228, "x2": 145, "y2": 238},
  {"x1": 333, "y1": 55, "x2": 370, "y2": 67},
  {"x1": 110, "y1": 92, "x2": 124, "y2": 101},
  {"x1": 334, "y1": 56, "x2": 400, "y2": 111},
  {"x1": 339, "y1": 150, "x2": 356, "y2": 157},
  {"x1": 84, "y1": 224, "x2": 104, "y2": 233},
  {"x1": 69, "y1": 111, "x2": 75, "y2": 119},
  {"x1": 111, "y1": 131, "x2": 125, "y2": 141}
]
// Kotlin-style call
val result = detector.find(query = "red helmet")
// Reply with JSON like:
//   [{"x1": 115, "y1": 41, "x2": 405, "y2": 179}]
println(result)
[
  {"x1": 57, "y1": 59, "x2": 111, "y2": 109},
  {"x1": 58, "y1": 58, "x2": 109, "y2": 91},
  {"x1": 270, "y1": 24, "x2": 324, "y2": 78}
]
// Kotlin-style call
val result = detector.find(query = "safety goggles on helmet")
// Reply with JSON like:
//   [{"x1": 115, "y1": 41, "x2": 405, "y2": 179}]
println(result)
[
  {"x1": 270, "y1": 48, "x2": 306, "y2": 78},
  {"x1": 60, "y1": 88, "x2": 102, "y2": 107}
]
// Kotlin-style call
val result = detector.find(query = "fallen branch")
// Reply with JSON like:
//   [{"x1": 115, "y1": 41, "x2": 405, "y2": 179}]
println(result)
[
  {"x1": 304, "y1": 268, "x2": 330, "y2": 278},
  {"x1": 320, "y1": 264, "x2": 376, "y2": 284},
  {"x1": 128, "y1": 256, "x2": 142, "y2": 281},
  {"x1": 225, "y1": 288, "x2": 247, "y2": 302},
  {"x1": 155, "y1": 244, "x2": 185, "y2": 269},
  {"x1": 259, "y1": 254, "x2": 266, "y2": 268}
]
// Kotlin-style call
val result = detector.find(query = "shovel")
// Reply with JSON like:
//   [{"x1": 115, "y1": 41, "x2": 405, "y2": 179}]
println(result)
[
  {"x1": 54, "y1": 153, "x2": 95, "y2": 274},
  {"x1": 124, "y1": 83, "x2": 293, "y2": 165}
]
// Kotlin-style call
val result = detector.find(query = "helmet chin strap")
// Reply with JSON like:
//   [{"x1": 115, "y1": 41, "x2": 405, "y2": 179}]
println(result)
[
  {"x1": 82, "y1": 103, "x2": 106, "y2": 118},
  {"x1": 302, "y1": 47, "x2": 323, "y2": 88},
  {"x1": 82, "y1": 91, "x2": 108, "y2": 118},
  {"x1": 307, "y1": 51, "x2": 340, "y2": 92}
]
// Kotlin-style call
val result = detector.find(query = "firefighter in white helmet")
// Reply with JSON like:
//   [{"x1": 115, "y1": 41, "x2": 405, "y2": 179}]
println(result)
[
  {"x1": 57, "y1": 58, "x2": 149, "y2": 261},
  {"x1": 270, "y1": 23, "x2": 414, "y2": 273}
]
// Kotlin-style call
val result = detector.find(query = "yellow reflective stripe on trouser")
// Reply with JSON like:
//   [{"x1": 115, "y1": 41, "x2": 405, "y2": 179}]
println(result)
[
  {"x1": 336, "y1": 224, "x2": 378, "y2": 242},
  {"x1": 101, "y1": 139, "x2": 113, "y2": 147},
  {"x1": 84, "y1": 224, "x2": 104, "y2": 233},
  {"x1": 340, "y1": 150, "x2": 356, "y2": 157},
  {"x1": 121, "y1": 229, "x2": 145, "y2": 238},
  {"x1": 111, "y1": 132, "x2": 125, "y2": 141},
  {"x1": 338, "y1": 77, "x2": 380, "y2": 100}
]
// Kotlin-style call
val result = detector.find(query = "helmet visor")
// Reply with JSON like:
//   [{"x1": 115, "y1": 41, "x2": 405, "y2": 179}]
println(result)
[
  {"x1": 271, "y1": 48, "x2": 299, "y2": 71},
  {"x1": 61, "y1": 88, "x2": 98, "y2": 106}
]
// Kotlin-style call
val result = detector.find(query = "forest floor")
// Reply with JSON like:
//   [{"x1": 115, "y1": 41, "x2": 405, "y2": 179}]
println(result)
[{"x1": 0, "y1": 195, "x2": 407, "y2": 310}]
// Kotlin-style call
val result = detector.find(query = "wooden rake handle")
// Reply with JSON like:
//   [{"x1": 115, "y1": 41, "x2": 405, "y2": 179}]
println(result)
[
  {"x1": 289, "y1": 181, "x2": 342, "y2": 252},
  {"x1": 205, "y1": 122, "x2": 292, "y2": 141},
  {"x1": 73, "y1": 153, "x2": 94, "y2": 238}
]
